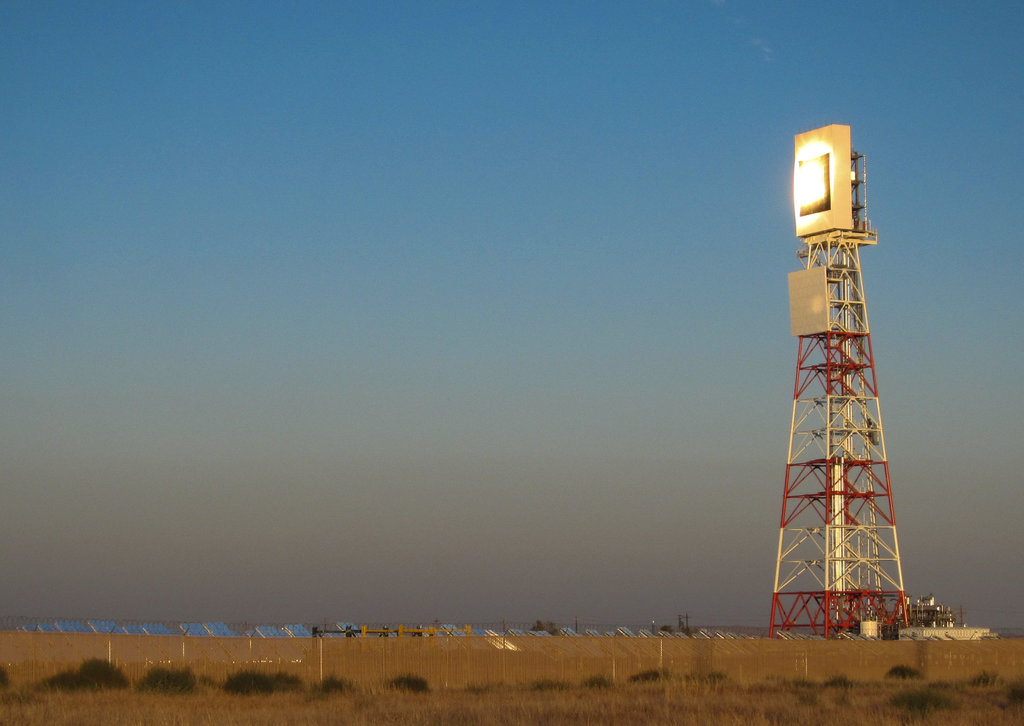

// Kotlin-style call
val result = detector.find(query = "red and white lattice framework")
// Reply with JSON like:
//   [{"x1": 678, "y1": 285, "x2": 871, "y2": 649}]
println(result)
[{"x1": 770, "y1": 230, "x2": 908, "y2": 638}]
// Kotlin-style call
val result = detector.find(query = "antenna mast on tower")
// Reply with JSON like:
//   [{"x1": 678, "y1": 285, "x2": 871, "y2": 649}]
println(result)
[{"x1": 770, "y1": 124, "x2": 908, "y2": 639}]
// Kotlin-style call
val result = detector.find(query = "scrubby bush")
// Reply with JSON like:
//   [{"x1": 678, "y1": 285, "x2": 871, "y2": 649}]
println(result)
[
  {"x1": 529, "y1": 679, "x2": 570, "y2": 691},
  {"x1": 42, "y1": 659, "x2": 128, "y2": 691},
  {"x1": 315, "y1": 676, "x2": 355, "y2": 694},
  {"x1": 582, "y1": 675, "x2": 612, "y2": 689},
  {"x1": 788, "y1": 678, "x2": 815, "y2": 689},
  {"x1": 41, "y1": 670, "x2": 82, "y2": 691},
  {"x1": 137, "y1": 666, "x2": 197, "y2": 694},
  {"x1": 0, "y1": 666, "x2": 8, "y2": 689},
  {"x1": 686, "y1": 671, "x2": 727, "y2": 686},
  {"x1": 223, "y1": 670, "x2": 275, "y2": 695},
  {"x1": 530, "y1": 620, "x2": 559, "y2": 635},
  {"x1": 223, "y1": 670, "x2": 302, "y2": 695},
  {"x1": 269, "y1": 672, "x2": 304, "y2": 692},
  {"x1": 890, "y1": 688, "x2": 957, "y2": 716},
  {"x1": 885, "y1": 664, "x2": 922, "y2": 680},
  {"x1": 388, "y1": 674, "x2": 429, "y2": 693},
  {"x1": 823, "y1": 674, "x2": 853, "y2": 689},
  {"x1": 969, "y1": 671, "x2": 999, "y2": 687},
  {"x1": 1008, "y1": 680, "x2": 1024, "y2": 704},
  {"x1": 629, "y1": 668, "x2": 670, "y2": 684},
  {"x1": 78, "y1": 658, "x2": 129, "y2": 689}
]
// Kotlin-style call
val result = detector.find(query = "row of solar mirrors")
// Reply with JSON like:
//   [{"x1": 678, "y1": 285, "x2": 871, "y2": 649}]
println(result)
[
  {"x1": 19, "y1": 621, "x2": 312, "y2": 637},
  {"x1": 18, "y1": 621, "x2": 472, "y2": 637},
  {"x1": 18, "y1": 621, "x2": 754, "y2": 639}
]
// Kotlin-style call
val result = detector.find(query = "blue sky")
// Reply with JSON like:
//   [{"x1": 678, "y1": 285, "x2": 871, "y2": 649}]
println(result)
[{"x1": 1, "y1": 0, "x2": 1022, "y2": 629}]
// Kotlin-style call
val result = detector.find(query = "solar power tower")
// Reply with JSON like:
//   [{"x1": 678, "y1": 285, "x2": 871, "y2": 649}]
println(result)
[{"x1": 770, "y1": 125, "x2": 908, "y2": 639}]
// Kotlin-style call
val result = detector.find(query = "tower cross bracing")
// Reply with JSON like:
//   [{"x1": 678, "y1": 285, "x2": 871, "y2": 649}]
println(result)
[{"x1": 770, "y1": 125, "x2": 908, "y2": 638}]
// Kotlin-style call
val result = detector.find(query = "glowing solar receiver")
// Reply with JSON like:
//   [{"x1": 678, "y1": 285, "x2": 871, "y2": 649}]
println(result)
[{"x1": 793, "y1": 125, "x2": 854, "y2": 237}]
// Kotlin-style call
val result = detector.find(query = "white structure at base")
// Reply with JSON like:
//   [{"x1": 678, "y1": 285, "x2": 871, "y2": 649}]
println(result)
[{"x1": 899, "y1": 626, "x2": 994, "y2": 640}]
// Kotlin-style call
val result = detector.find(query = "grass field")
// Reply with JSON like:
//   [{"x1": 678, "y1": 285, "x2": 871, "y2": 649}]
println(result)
[{"x1": 3, "y1": 673, "x2": 1024, "y2": 725}]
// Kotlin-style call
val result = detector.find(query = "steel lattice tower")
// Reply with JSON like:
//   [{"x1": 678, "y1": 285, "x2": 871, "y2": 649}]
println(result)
[{"x1": 770, "y1": 125, "x2": 908, "y2": 639}]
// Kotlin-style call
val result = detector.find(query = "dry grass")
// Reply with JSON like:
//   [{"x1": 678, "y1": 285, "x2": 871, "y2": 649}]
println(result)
[{"x1": 1, "y1": 677, "x2": 1023, "y2": 725}]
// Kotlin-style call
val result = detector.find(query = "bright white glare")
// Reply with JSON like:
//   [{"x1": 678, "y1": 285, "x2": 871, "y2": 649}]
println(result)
[
  {"x1": 795, "y1": 141, "x2": 830, "y2": 164},
  {"x1": 794, "y1": 141, "x2": 833, "y2": 221},
  {"x1": 795, "y1": 155, "x2": 828, "y2": 207},
  {"x1": 794, "y1": 150, "x2": 831, "y2": 218}
]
